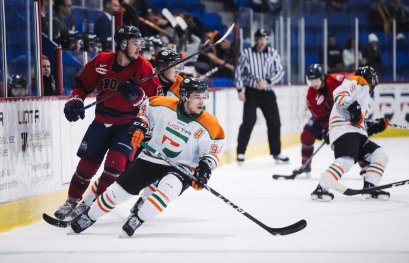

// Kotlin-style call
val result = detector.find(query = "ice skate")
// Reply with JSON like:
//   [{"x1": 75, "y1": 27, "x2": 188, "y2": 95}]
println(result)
[
  {"x1": 70, "y1": 209, "x2": 95, "y2": 234},
  {"x1": 362, "y1": 181, "x2": 390, "y2": 201},
  {"x1": 54, "y1": 200, "x2": 77, "y2": 220},
  {"x1": 311, "y1": 184, "x2": 334, "y2": 201},
  {"x1": 273, "y1": 154, "x2": 289, "y2": 164},
  {"x1": 121, "y1": 214, "x2": 144, "y2": 237},
  {"x1": 292, "y1": 163, "x2": 311, "y2": 178},
  {"x1": 130, "y1": 198, "x2": 145, "y2": 214}
]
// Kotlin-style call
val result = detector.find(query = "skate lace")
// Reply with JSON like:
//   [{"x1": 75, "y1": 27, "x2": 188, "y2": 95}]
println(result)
[
  {"x1": 58, "y1": 201, "x2": 75, "y2": 214},
  {"x1": 72, "y1": 203, "x2": 89, "y2": 218}
]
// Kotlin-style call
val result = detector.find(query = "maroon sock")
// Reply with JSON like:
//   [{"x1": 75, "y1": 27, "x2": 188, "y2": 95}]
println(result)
[
  {"x1": 96, "y1": 150, "x2": 127, "y2": 195},
  {"x1": 68, "y1": 158, "x2": 100, "y2": 200}
]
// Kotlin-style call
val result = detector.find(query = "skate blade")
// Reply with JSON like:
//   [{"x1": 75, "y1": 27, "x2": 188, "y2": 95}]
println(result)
[
  {"x1": 310, "y1": 194, "x2": 333, "y2": 202},
  {"x1": 119, "y1": 230, "x2": 132, "y2": 238},
  {"x1": 274, "y1": 160, "x2": 290, "y2": 165},
  {"x1": 67, "y1": 228, "x2": 78, "y2": 235}
]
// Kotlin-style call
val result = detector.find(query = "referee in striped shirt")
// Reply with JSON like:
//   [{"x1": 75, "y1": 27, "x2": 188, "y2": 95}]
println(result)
[{"x1": 235, "y1": 29, "x2": 289, "y2": 164}]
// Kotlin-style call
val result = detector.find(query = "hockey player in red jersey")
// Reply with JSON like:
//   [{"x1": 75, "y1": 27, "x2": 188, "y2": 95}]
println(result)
[
  {"x1": 53, "y1": 25, "x2": 161, "y2": 220},
  {"x1": 69, "y1": 78, "x2": 225, "y2": 236},
  {"x1": 293, "y1": 64, "x2": 350, "y2": 178}
]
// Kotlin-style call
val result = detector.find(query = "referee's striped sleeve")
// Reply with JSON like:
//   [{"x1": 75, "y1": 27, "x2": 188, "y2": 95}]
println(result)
[{"x1": 266, "y1": 49, "x2": 284, "y2": 89}]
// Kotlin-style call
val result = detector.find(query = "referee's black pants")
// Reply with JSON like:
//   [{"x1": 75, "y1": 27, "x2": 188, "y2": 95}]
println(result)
[{"x1": 237, "y1": 88, "x2": 282, "y2": 156}]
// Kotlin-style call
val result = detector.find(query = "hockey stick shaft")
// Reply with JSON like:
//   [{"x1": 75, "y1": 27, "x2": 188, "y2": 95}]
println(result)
[
  {"x1": 272, "y1": 141, "x2": 326, "y2": 179},
  {"x1": 81, "y1": 23, "x2": 235, "y2": 112},
  {"x1": 321, "y1": 172, "x2": 409, "y2": 196},
  {"x1": 199, "y1": 66, "x2": 219, "y2": 80},
  {"x1": 389, "y1": 123, "x2": 409, "y2": 130},
  {"x1": 141, "y1": 142, "x2": 307, "y2": 235}
]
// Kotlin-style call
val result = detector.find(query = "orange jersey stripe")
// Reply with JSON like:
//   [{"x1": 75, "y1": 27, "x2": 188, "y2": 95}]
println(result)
[
  {"x1": 156, "y1": 189, "x2": 170, "y2": 203},
  {"x1": 367, "y1": 169, "x2": 383, "y2": 176},
  {"x1": 168, "y1": 75, "x2": 183, "y2": 99},
  {"x1": 347, "y1": 75, "x2": 368, "y2": 86},
  {"x1": 196, "y1": 112, "x2": 225, "y2": 140},
  {"x1": 326, "y1": 169, "x2": 340, "y2": 181},
  {"x1": 332, "y1": 163, "x2": 345, "y2": 174},
  {"x1": 105, "y1": 192, "x2": 116, "y2": 206},
  {"x1": 374, "y1": 162, "x2": 385, "y2": 168}
]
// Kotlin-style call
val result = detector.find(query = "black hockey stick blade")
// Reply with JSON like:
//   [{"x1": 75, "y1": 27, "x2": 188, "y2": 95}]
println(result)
[
  {"x1": 42, "y1": 213, "x2": 71, "y2": 228},
  {"x1": 272, "y1": 172, "x2": 299, "y2": 180},
  {"x1": 344, "y1": 179, "x2": 409, "y2": 196},
  {"x1": 267, "y1": 219, "x2": 307, "y2": 235}
]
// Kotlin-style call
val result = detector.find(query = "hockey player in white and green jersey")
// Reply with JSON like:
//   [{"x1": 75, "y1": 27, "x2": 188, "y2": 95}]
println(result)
[
  {"x1": 311, "y1": 66, "x2": 390, "y2": 201},
  {"x1": 70, "y1": 77, "x2": 225, "y2": 236}
]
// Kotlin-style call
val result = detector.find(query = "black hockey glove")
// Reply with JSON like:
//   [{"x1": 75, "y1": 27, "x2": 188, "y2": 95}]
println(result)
[
  {"x1": 118, "y1": 79, "x2": 145, "y2": 108},
  {"x1": 347, "y1": 101, "x2": 363, "y2": 124},
  {"x1": 191, "y1": 160, "x2": 211, "y2": 190},
  {"x1": 64, "y1": 97, "x2": 85, "y2": 122},
  {"x1": 128, "y1": 116, "x2": 149, "y2": 149},
  {"x1": 366, "y1": 118, "x2": 389, "y2": 136},
  {"x1": 321, "y1": 128, "x2": 330, "y2": 144}
]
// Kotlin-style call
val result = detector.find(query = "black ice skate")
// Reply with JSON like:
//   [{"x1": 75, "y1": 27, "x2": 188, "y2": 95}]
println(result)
[
  {"x1": 310, "y1": 185, "x2": 334, "y2": 201},
  {"x1": 130, "y1": 198, "x2": 145, "y2": 214},
  {"x1": 70, "y1": 202, "x2": 90, "y2": 219},
  {"x1": 273, "y1": 154, "x2": 290, "y2": 164},
  {"x1": 70, "y1": 209, "x2": 95, "y2": 234},
  {"x1": 362, "y1": 181, "x2": 390, "y2": 200},
  {"x1": 292, "y1": 163, "x2": 311, "y2": 178},
  {"x1": 121, "y1": 214, "x2": 144, "y2": 237},
  {"x1": 54, "y1": 200, "x2": 77, "y2": 220}
]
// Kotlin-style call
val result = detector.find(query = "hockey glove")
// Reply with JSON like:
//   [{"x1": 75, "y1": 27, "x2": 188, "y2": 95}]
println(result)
[
  {"x1": 191, "y1": 160, "x2": 211, "y2": 190},
  {"x1": 347, "y1": 101, "x2": 363, "y2": 124},
  {"x1": 64, "y1": 97, "x2": 85, "y2": 122},
  {"x1": 321, "y1": 128, "x2": 330, "y2": 144},
  {"x1": 128, "y1": 116, "x2": 149, "y2": 149},
  {"x1": 367, "y1": 118, "x2": 389, "y2": 136},
  {"x1": 118, "y1": 79, "x2": 146, "y2": 108}
]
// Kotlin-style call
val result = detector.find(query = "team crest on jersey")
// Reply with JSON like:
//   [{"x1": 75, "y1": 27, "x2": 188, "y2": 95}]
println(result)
[
  {"x1": 79, "y1": 141, "x2": 87, "y2": 151},
  {"x1": 315, "y1": 94, "x2": 324, "y2": 105},
  {"x1": 194, "y1": 129, "x2": 204, "y2": 139},
  {"x1": 95, "y1": 65, "x2": 108, "y2": 75}
]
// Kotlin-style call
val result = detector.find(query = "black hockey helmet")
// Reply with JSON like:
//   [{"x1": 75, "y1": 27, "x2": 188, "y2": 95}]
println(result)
[
  {"x1": 180, "y1": 77, "x2": 208, "y2": 99},
  {"x1": 355, "y1": 66, "x2": 379, "y2": 88},
  {"x1": 60, "y1": 30, "x2": 83, "y2": 51},
  {"x1": 254, "y1": 29, "x2": 269, "y2": 38},
  {"x1": 82, "y1": 34, "x2": 102, "y2": 52},
  {"x1": 152, "y1": 49, "x2": 181, "y2": 69},
  {"x1": 149, "y1": 35, "x2": 164, "y2": 50},
  {"x1": 306, "y1": 64, "x2": 324, "y2": 80},
  {"x1": 114, "y1": 25, "x2": 143, "y2": 48},
  {"x1": 8, "y1": 74, "x2": 27, "y2": 89}
]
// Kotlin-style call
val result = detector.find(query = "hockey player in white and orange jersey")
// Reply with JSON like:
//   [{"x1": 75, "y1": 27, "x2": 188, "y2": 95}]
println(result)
[
  {"x1": 311, "y1": 66, "x2": 390, "y2": 201},
  {"x1": 70, "y1": 77, "x2": 225, "y2": 236}
]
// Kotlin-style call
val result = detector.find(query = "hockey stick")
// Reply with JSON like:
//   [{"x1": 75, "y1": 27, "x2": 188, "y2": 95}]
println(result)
[
  {"x1": 272, "y1": 141, "x2": 326, "y2": 180},
  {"x1": 140, "y1": 142, "x2": 307, "y2": 236},
  {"x1": 321, "y1": 172, "x2": 409, "y2": 196},
  {"x1": 80, "y1": 23, "x2": 235, "y2": 112},
  {"x1": 42, "y1": 213, "x2": 71, "y2": 228},
  {"x1": 138, "y1": 17, "x2": 173, "y2": 38},
  {"x1": 199, "y1": 66, "x2": 219, "y2": 80},
  {"x1": 389, "y1": 123, "x2": 409, "y2": 130}
]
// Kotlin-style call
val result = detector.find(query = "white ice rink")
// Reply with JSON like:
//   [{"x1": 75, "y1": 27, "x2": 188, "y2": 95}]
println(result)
[{"x1": 0, "y1": 137, "x2": 408, "y2": 263}]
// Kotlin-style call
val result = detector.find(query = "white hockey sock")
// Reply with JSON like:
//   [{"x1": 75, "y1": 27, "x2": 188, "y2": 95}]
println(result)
[
  {"x1": 320, "y1": 156, "x2": 354, "y2": 190},
  {"x1": 364, "y1": 148, "x2": 389, "y2": 186},
  {"x1": 82, "y1": 180, "x2": 98, "y2": 205},
  {"x1": 88, "y1": 182, "x2": 133, "y2": 220}
]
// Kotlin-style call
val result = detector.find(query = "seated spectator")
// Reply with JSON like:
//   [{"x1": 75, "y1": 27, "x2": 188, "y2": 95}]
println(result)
[
  {"x1": 342, "y1": 37, "x2": 365, "y2": 71},
  {"x1": 94, "y1": 0, "x2": 120, "y2": 44},
  {"x1": 362, "y1": 33, "x2": 384, "y2": 75},
  {"x1": 388, "y1": 0, "x2": 409, "y2": 33},
  {"x1": 368, "y1": 0, "x2": 392, "y2": 33},
  {"x1": 53, "y1": 0, "x2": 72, "y2": 42},
  {"x1": 42, "y1": 55, "x2": 57, "y2": 96},
  {"x1": 207, "y1": 33, "x2": 235, "y2": 78},
  {"x1": 7, "y1": 74, "x2": 28, "y2": 97},
  {"x1": 319, "y1": 34, "x2": 344, "y2": 73}
]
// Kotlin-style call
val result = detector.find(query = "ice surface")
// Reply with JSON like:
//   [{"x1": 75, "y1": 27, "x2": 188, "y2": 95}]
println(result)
[{"x1": 0, "y1": 138, "x2": 408, "y2": 263}]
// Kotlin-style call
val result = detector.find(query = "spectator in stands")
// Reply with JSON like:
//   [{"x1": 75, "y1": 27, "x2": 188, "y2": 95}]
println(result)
[
  {"x1": 362, "y1": 33, "x2": 384, "y2": 75},
  {"x1": 319, "y1": 34, "x2": 344, "y2": 73},
  {"x1": 388, "y1": 0, "x2": 409, "y2": 33},
  {"x1": 368, "y1": 0, "x2": 392, "y2": 33},
  {"x1": 53, "y1": 0, "x2": 72, "y2": 43},
  {"x1": 41, "y1": 0, "x2": 50, "y2": 35},
  {"x1": 207, "y1": 33, "x2": 235, "y2": 78},
  {"x1": 7, "y1": 74, "x2": 28, "y2": 97},
  {"x1": 94, "y1": 0, "x2": 120, "y2": 43},
  {"x1": 119, "y1": 0, "x2": 138, "y2": 26},
  {"x1": 42, "y1": 55, "x2": 57, "y2": 96},
  {"x1": 342, "y1": 37, "x2": 365, "y2": 72}
]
